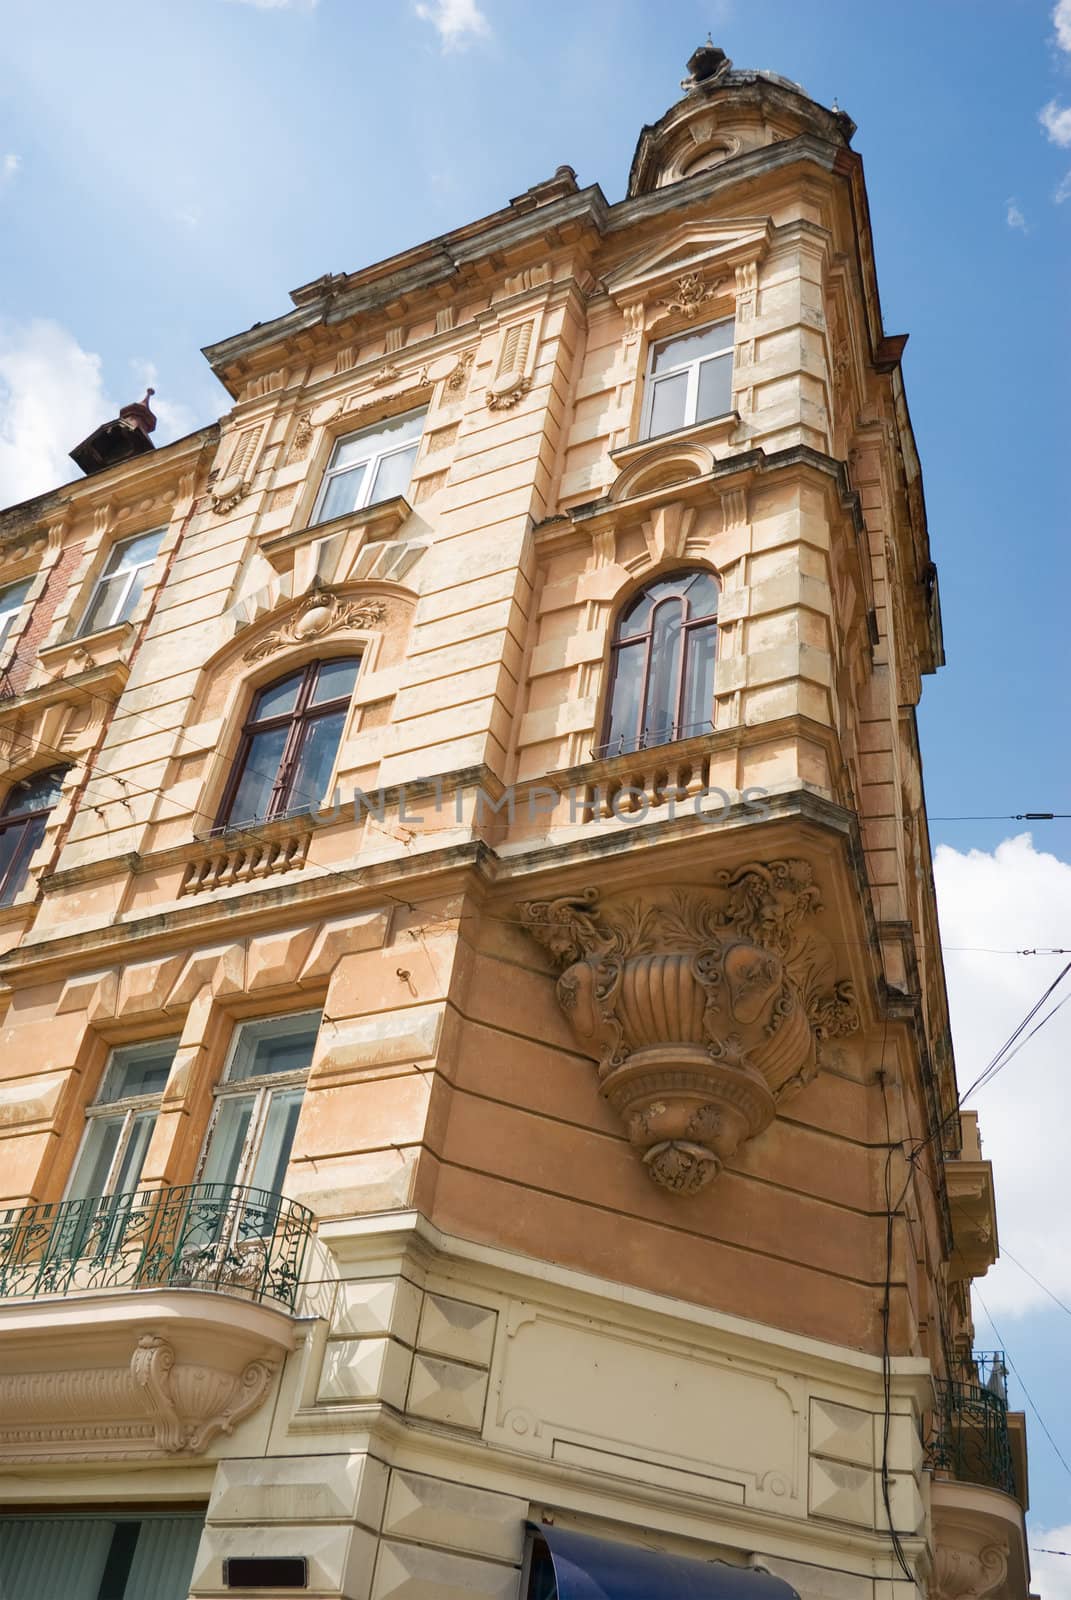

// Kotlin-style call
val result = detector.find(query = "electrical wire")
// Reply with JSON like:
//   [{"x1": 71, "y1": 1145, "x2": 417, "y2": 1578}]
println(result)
[
  {"x1": 929, "y1": 813, "x2": 1070, "y2": 822},
  {"x1": 1000, "y1": 1246, "x2": 1071, "y2": 1323}
]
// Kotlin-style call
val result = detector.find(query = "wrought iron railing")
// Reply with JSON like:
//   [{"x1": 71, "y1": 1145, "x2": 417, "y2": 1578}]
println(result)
[
  {"x1": 927, "y1": 1351, "x2": 1016, "y2": 1498},
  {"x1": 0, "y1": 1182, "x2": 313, "y2": 1311}
]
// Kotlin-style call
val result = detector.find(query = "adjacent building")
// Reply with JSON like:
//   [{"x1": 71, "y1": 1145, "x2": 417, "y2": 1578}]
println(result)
[{"x1": 0, "y1": 42, "x2": 1029, "y2": 1600}]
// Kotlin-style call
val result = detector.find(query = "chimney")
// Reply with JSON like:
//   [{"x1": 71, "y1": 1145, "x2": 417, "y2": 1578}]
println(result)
[{"x1": 70, "y1": 389, "x2": 158, "y2": 476}]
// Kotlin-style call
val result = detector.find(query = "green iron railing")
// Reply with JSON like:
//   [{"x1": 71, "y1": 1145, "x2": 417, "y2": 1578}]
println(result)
[
  {"x1": 927, "y1": 1351, "x2": 1016, "y2": 1498},
  {"x1": 0, "y1": 1182, "x2": 313, "y2": 1311}
]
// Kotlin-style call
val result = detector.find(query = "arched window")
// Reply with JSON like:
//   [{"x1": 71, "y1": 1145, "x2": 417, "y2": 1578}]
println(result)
[
  {"x1": 215, "y1": 657, "x2": 359, "y2": 830},
  {"x1": 601, "y1": 569, "x2": 719, "y2": 756},
  {"x1": 0, "y1": 767, "x2": 67, "y2": 906}
]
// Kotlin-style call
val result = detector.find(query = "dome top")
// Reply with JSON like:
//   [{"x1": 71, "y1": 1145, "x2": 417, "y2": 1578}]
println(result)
[{"x1": 627, "y1": 43, "x2": 854, "y2": 198}]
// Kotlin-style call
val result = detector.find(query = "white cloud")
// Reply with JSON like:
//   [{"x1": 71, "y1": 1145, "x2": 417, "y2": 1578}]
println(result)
[
  {"x1": 935, "y1": 834, "x2": 1071, "y2": 1318},
  {"x1": 0, "y1": 321, "x2": 112, "y2": 506},
  {"x1": 1, "y1": 154, "x2": 19, "y2": 185},
  {"x1": 1006, "y1": 198, "x2": 1028, "y2": 231},
  {"x1": 1029, "y1": 1527, "x2": 1071, "y2": 1600},
  {"x1": 414, "y1": 0, "x2": 490, "y2": 51},
  {"x1": 1040, "y1": 100, "x2": 1071, "y2": 147},
  {"x1": 1054, "y1": 0, "x2": 1071, "y2": 53},
  {"x1": 1056, "y1": 170, "x2": 1071, "y2": 203},
  {"x1": 0, "y1": 321, "x2": 199, "y2": 509}
]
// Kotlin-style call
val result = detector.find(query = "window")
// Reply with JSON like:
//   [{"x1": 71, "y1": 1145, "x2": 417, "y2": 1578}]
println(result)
[
  {"x1": 216, "y1": 656, "x2": 359, "y2": 830},
  {"x1": 0, "y1": 767, "x2": 67, "y2": 906},
  {"x1": 57, "y1": 1038, "x2": 177, "y2": 1258},
  {"x1": 0, "y1": 576, "x2": 32, "y2": 654},
  {"x1": 311, "y1": 408, "x2": 426, "y2": 525},
  {"x1": 0, "y1": 1511, "x2": 205, "y2": 1600},
  {"x1": 66, "y1": 1039, "x2": 177, "y2": 1204},
  {"x1": 198, "y1": 1011, "x2": 320, "y2": 1199},
  {"x1": 601, "y1": 568, "x2": 719, "y2": 756},
  {"x1": 77, "y1": 527, "x2": 164, "y2": 636},
  {"x1": 641, "y1": 318, "x2": 734, "y2": 439}
]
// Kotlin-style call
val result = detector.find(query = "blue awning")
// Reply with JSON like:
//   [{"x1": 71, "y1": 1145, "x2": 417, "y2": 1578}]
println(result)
[{"x1": 532, "y1": 1525, "x2": 802, "y2": 1600}]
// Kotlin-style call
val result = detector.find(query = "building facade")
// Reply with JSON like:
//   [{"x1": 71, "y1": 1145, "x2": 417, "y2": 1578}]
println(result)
[{"x1": 0, "y1": 42, "x2": 1030, "y2": 1600}]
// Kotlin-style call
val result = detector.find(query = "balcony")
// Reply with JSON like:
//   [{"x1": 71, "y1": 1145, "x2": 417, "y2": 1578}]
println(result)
[
  {"x1": 944, "y1": 1109, "x2": 999, "y2": 1281},
  {"x1": 0, "y1": 1183, "x2": 313, "y2": 1463},
  {"x1": 927, "y1": 1353, "x2": 1031, "y2": 1600},
  {"x1": 0, "y1": 1181, "x2": 313, "y2": 1311},
  {"x1": 927, "y1": 1353, "x2": 1016, "y2": 1498}
]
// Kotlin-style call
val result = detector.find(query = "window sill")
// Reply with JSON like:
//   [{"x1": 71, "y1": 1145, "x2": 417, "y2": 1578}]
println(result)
[
  {"x1": 4, "y1": 633, "x2": 133, "y2": 713},
  {"x1": 262, "y1": 495, "x2": 412, "y2": 575},
  {"x1": 40, "y1": 620, "x2": 135, "y2": 665},
  {"x1": 609, "y1": 410, "x2": 740, "y2": 471}
]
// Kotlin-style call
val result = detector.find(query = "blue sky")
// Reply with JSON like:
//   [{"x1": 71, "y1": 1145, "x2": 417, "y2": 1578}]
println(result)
[{"x1": 2, "y1": 0, "x2": 1071, "y2": 1569}]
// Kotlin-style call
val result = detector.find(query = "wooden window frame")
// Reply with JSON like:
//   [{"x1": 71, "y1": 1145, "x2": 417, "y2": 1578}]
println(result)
[
  {"x1": 599, "y1": 569, "x2": 720, "y2": 757},
  {"x1": 214, "y1": 657, "x2": 358, "y2": 832}
]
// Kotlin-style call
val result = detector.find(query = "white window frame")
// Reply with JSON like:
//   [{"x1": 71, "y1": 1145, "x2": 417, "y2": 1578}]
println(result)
[
  {"x1": 63, "y1": 1039, "x2": 179, "y2": 1201},
  {"x1": 77, "y1": 527, "x2": 165, "y2": 638},
  {"x1": 196, "y1": 1010, "x2": 321, "y2": 1192},
  {"x1": 310, "y1": 408, "x2": 426, "y2": 527},
  {"x1": 0, "y1": 576, "x2": 32, "y2": 655},
  {"x1": 640, "y1": 316, "x2": 735, "y2": 441}
]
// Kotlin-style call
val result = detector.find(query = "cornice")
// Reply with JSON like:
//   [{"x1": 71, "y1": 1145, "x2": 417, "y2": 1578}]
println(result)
[
  {"x1": 0, "y1": 424, "x2": 219, "y2": 533},
  {"x1": 4, "y1": 785, "x2": 866, "y2": 984},
  {"x1": 201, "y1": 135, "x2": 846, "y2": 389}
]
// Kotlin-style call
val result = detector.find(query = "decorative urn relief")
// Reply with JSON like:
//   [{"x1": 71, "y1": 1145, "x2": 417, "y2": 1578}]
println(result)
[{"x1": 519, "y1": 860, "x2": 859, "y2": 1194}]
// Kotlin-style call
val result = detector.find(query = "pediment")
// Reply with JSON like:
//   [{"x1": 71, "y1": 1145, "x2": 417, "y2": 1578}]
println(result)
[{"x1": 604, "y1": 219, "x2": 773, "y2": 303}]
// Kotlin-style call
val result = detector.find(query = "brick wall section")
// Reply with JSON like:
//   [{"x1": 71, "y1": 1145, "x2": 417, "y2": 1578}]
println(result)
[{"x1": 3, "y1": 543, "x2": 84, "y2": 696}]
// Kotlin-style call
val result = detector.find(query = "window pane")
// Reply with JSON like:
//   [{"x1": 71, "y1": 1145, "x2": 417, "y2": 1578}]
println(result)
[
  {"x1": 604, "y1": 640, "x2": 646, "y2": 753},
  {"x1": 113, "y1": 1111, "x2": 158, "y2": 1193},
  {"x1": 316, "y1": 463, "x2": 367, "y2": 524},
  {"x1": 252, "y1": 671, "x2": 303, "y2": 722},
  {"x1": 646, "y1": 372, "x2": 688, "y2": 438},
  {"x1": 97, "y1": 1040, "x2": 177, "y2": 1104},
  {"x1": 329, "y1": 410, "x2": 425, "y2": 470},
  {"x1": 106, "y1": 529, "x2": 164, "y2": 574},
  {"x1": 67, "y1": 1118, "x2": 124, "y2": 1201},
  {"x1": 618, "y1": 592, "x2": 653, "y2": 638},
  {"x1": 0, "y1": 578, "x2": 31, "y2": 649},
  {"x1": 115, "y1": 566, "x2": 148, "y2": 624},
  {"x1": 226, "y1": 1012, "x2": 321, "y2": 1083},
  {"x1": 223, "y1": 725, "x2": 290, "y2": 826},
  {"x1": 0, "y1": 814, "x2": 46, "y2": 905},
  {"x1": 643, "y1": 600, "x2": 684, "y2": 744},
  {"x1": 78, "y1": 572, "x2": 128, "y2": 635},
  {"x1": 651, "y1": 320, "x2": 734, "y2": 373},
  {"x1": 696, "y1": 354, "x2": 733, "y2": 422},
  {"x1": 681, "y1": 570, "x2": 719, "y2": 620},
  {"x1": 311, "y1": 658, "x2": 359, "y2": 705},
  {"x1": 200, "y1": 1097, "x2": 253, "y2": 1190},
  {"x1": 249, "y1": 1088, "x2": 304, "y2": 1195},
  {"x1": 0, "y1": 577, "x2": 32, "y2": 617},
  {"x1": 2, "y1": 768, "x2": 66, "y2": 816},
  {"x1": 681, "y1": 622, "x2": 718, "y2": 737},
  {"x1": 368, "y1": 441, "x2": 419, "y2": 503},
  {"x1": 284, "y1": 709, "x2": 346, "y2": 812}
]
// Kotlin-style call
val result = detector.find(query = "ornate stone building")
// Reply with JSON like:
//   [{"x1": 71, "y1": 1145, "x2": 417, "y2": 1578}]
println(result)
[{"x1": 0, "y1": 42, "x2": 1029, "y2": 1600}]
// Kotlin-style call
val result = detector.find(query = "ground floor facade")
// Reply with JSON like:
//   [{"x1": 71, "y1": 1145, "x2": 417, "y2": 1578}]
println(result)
[{"x1": 0, "y1": 1210, "x2": 1026, "y2": 1600}]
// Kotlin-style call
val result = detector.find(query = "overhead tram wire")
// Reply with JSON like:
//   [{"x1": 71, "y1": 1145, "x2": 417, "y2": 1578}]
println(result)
[{"x1": 975, "y1": 1290, "x2": 1071, "y2": 1484}]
